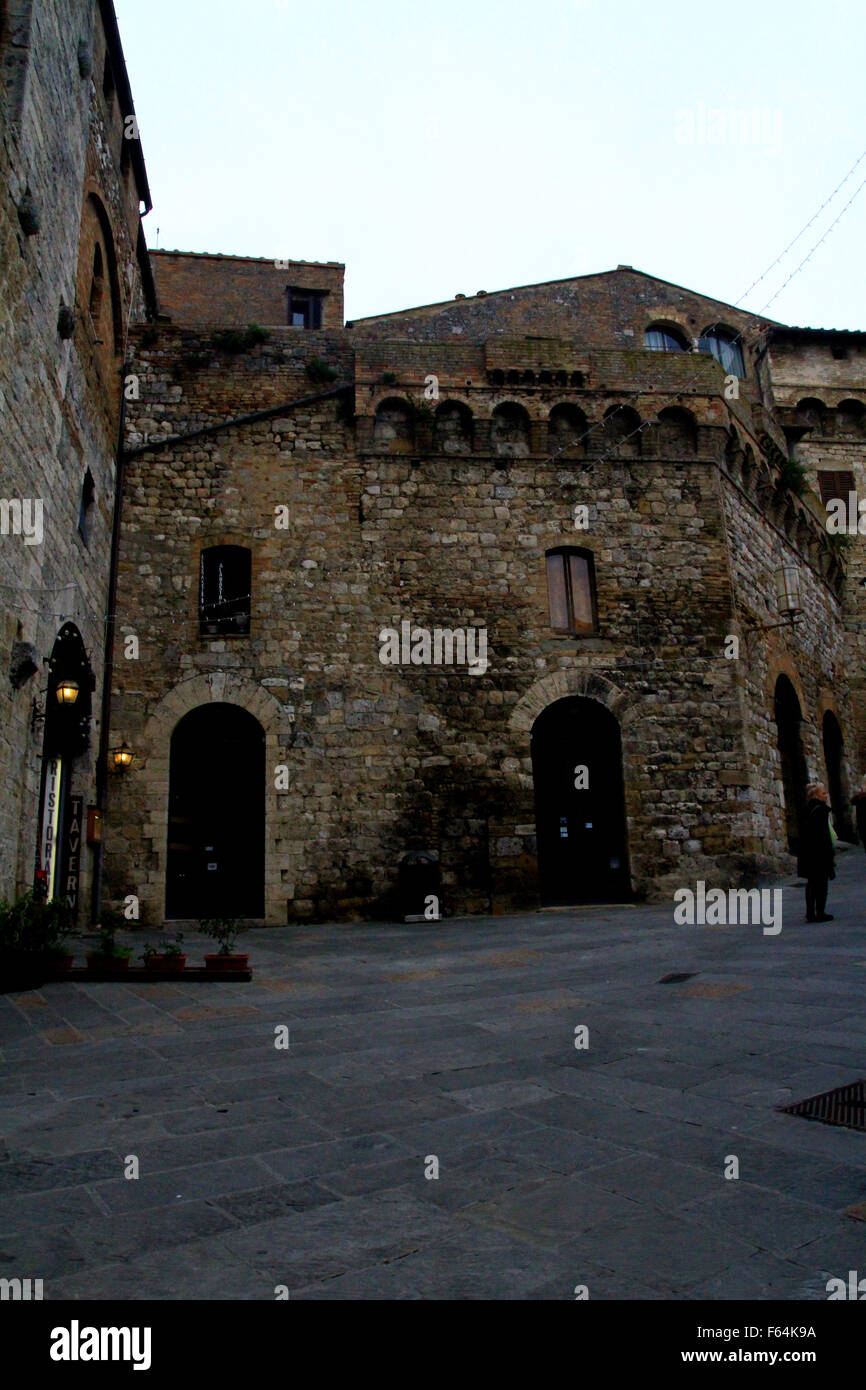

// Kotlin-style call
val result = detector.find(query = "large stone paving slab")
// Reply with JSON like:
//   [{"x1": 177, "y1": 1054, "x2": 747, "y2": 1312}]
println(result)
[{"x1": 2, "y1": 851, "x2": 866, "y2": 1298}]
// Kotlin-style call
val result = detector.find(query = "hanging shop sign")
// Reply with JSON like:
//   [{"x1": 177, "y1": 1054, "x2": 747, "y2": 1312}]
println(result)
[
  {"x1": 39, "y1": 757, "x2": 63, "y2": 900},
  {"x1": 63, "y1": 795, "x2": 83, "y2": 910}
]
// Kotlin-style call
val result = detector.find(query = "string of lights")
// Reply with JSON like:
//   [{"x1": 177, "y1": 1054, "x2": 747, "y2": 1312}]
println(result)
[
  {"x1": 2, "y1": 158, "x2": 861, "y2": 638},
  {"x1": 543, "y1": 147, "x2": 866, "y2": 469},
  {"x1": 738, "y1": 144, "x2": 866, "y2": 305}
]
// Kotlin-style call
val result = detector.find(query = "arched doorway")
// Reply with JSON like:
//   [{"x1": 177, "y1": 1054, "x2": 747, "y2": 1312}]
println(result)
[
  {"x1": 166, "y1": 704, "x2": 265, "y2": 919},
  {"x1": 35, "y1": 624, "x2": 93, "y2": 909},
  {"x1": 823, "y1": 711, "x2": 853, "y2": 842},
  {"x1": 774, "y1": 676, "x2": 807, "y2": 854},
  {"x1": 530, "y1": 697, "x2": 630, "y2": 905}
]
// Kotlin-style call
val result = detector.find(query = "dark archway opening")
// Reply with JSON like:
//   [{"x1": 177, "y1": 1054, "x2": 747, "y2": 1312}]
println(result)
[
  {"x1": 823, "y1": 711, "x2": 854, "y2": 842},
  {"x1": 774, "y1": 676, "x2": 807, "y2": 855},
  {"x1": 166, "y1": 704, "x2": 265, "y2": 919},
  {"x1": 531, "y1": 696, "x2": 630, "y2": 906},
  {"x1": 35, "y1": 624, "x2": 94, "y2": 911}
]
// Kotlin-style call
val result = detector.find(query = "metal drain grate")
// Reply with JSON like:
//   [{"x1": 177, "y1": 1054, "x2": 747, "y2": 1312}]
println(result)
[
  {"x1": 658, "y1": 971, "x2": 699, "y2": 984},
  {"x1": 780, "y1": 1079, "x2": 866, "y2": 1132}
]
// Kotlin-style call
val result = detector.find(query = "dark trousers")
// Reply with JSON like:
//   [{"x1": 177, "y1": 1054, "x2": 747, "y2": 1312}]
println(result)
[{"x1": 805, "y1": 877, "x2": 828, "y2": 920}]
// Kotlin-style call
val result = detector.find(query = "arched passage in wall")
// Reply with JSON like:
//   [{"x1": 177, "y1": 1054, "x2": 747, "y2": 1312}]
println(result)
[
  {"x1": 166, "y1": 703, "x2": 265, "y2": 919},
  {"x1": 774, "y1": 675, "x2": 807, "y2": 854},
  {"x1": 822, "y1": 711, "x2": 853, "y2": 842},
  {"x1": 530, "y1": 696, "x2": 630, "y2": 905}
]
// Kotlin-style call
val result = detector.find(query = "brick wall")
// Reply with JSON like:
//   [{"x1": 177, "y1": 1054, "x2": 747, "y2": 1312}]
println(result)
[{"x1": 151, "y1": 251, "x2": 345, "y2": 331}]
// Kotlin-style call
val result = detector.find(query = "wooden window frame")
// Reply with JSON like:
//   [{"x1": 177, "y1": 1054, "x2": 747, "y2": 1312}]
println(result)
[{"x1": 546, "y1": 547, "x2": 598, "y2": 636}]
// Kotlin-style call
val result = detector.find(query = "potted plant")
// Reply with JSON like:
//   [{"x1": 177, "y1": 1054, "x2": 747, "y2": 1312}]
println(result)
[
  {"x1": 201, "y1": 917, "x2": 249, "y2": 973},
  {"x1": 0, "y1": 893, "x2": 75, "y2": 987},
  {"x1": 42, "y1": 898, "x2": 75, "y2": 972},
  {"x1": 0, "y1": 894, "x2": 42, "y2": 990},
  {"x1": 141, "y1": 933, "x2": 186, "y2": 972},
  {"x1": 86, "y1": 914, "x2": 134, "y2": 972}
]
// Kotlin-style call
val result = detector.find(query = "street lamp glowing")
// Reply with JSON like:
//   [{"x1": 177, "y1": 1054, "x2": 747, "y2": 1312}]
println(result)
[
  {"x1": 109, "y1": 742, "x2": 134, "y2": 772},
  {"x1": 55, "y1": 678, "x2": 80, "y2": 705}
]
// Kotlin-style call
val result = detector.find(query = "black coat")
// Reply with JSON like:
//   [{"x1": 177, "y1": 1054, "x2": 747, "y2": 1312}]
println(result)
[{"x1": 798, "y1": 798, "x2": 834, "y2": 878}]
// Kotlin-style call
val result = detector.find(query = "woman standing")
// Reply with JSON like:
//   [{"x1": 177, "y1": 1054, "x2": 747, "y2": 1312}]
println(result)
[{"x1": 799, "y1": 782, "x2": 835, "y2": 922}]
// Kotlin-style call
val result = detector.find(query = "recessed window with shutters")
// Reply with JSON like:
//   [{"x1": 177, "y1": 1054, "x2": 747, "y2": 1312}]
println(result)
[
  {"x1": 546, "y1": 547, "x2": 597, "y2": 635},
  {"x1": 200, "y1": 546, "x2": 251, "y2": 635},
  {"x1": 817, "y1": 470, "x2": 855, "y2": 507}
]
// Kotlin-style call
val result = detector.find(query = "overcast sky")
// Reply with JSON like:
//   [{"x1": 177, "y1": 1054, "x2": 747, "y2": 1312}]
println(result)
[{"x1": 114, "y1": 0, "x2": 866, "y2": 329}]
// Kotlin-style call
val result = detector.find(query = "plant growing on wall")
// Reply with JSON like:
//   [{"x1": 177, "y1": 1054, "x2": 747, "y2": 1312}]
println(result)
[
  {"x1": 306, "y1": 357, "x2": 339, "y2": 385},
  {"x1": 821, "y1": 531, "x2": 854, "y2": 556},
  {"x1": 212, "y1": 325, "x2": 271, "y2": 355},
  {"x1": 778, "y1": 459, "x2": 809, "y2": 497},
  {"x1": 410, "y1": 398, "x2": 435, "y2": 427}
]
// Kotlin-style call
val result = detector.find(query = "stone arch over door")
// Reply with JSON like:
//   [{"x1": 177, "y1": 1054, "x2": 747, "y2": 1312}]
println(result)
[
  {"x1": 135, "y1": 673, "x2": 287, "y2": 924},
  {"x1": 510, "y1": 669, "x2": 637, "y2": 742},
  {"x1": 510, "y1": 669, "x2": 641, "y2": 899}
]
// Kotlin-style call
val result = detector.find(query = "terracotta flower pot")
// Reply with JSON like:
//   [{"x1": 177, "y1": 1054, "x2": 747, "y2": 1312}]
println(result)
[
  {"x1": 204, "y1": 953, "x2": 249, "y2": 973},
  {"x1": 145, "y1": 954, "x2": 187, "y2": 972},
  {"x1": 47, "y1": 954, "x2": 74, "y2": 972},
  {"x1": 86, "y1": 952, "x2": 130, "y2": 971}
]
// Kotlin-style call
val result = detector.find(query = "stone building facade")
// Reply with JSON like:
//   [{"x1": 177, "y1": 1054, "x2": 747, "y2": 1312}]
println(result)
[
  {"x1": 0, "y1": 0, "x2": 154, "y2": 914},
  {"x1": 102, "y1": 260, "x2": 864, "y2": 925},
  {"x1": 5, "y1": 3, "x2": 865, "y2": 930}
]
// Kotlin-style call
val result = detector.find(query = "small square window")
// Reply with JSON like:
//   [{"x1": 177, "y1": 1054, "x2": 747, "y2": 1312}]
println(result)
[{"x1": 287, "y1": 287, "x2": 324, "y2": 329}]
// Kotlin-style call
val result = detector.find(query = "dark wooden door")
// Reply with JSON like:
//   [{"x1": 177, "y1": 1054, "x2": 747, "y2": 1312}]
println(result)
[
  {"x1": 166, "y1": 704, "x2": 265, "y2": 919},
  {"x1": 531, "y1": 697, "x2": 630, "y2": 906}
]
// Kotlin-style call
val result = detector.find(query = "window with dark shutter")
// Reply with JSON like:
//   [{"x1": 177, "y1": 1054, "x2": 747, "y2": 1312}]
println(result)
[
  {"x1": 545, "y1": 548, "x2": 597, "y2": 635},
  {"x1": 817, "y1": 471, "x2": 855, "y2": 507}
]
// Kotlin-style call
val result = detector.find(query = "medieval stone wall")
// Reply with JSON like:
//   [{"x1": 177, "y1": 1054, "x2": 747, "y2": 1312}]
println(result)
[
  {"x1": 106, "y1": 314, "x2": 845, "y2": 923},
  {"x1": 0, "y1": 0, "x2": 148, "y2": 910}
]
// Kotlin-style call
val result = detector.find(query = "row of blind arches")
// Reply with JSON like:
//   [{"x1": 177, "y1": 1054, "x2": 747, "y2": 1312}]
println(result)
[
  {"x1": 794, "y1": 397, "x2": 866, "y2": 439},
  {"x1": 372, "y1": 399, "x2": 700, "y2": 457}
]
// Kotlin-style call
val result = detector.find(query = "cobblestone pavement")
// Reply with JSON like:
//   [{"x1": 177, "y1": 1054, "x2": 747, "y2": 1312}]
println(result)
[{"x1": 2, "y1": 851, "x2": 866, "y2": 1300}]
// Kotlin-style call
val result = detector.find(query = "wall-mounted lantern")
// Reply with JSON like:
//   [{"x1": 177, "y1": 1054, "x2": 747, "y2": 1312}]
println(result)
[
  {"x1": 109, "y1": 742, "x2": 135, "y2": 773},
  {"x1": 774, "y1": 565, "x2": 802, "y2": 618},
  {"x1": 55, "y1": 677, "x2": 81, "y2": 706},
  {"x1": 745, "y1": 566, "x2": 803, "y2": 633}
]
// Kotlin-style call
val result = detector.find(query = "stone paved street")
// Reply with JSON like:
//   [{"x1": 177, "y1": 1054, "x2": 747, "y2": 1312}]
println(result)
[{"x1": 2, "y1": 851, "x2": 866, "y2": 1300}]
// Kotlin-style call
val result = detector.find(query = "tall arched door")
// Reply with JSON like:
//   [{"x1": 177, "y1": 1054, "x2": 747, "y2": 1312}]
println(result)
[
  {"x1": 531, "y1": 697, "x2": 630, "y2": 906},
  {"x1": 823, "y1": 710, "x2": 853, "y2": 841},
  {"x1": 166, "y1": 704, "x2": 265, "y2": 919},
  {"x1": 774, "y1": 676, "x2": 807, "y2": 854}
]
